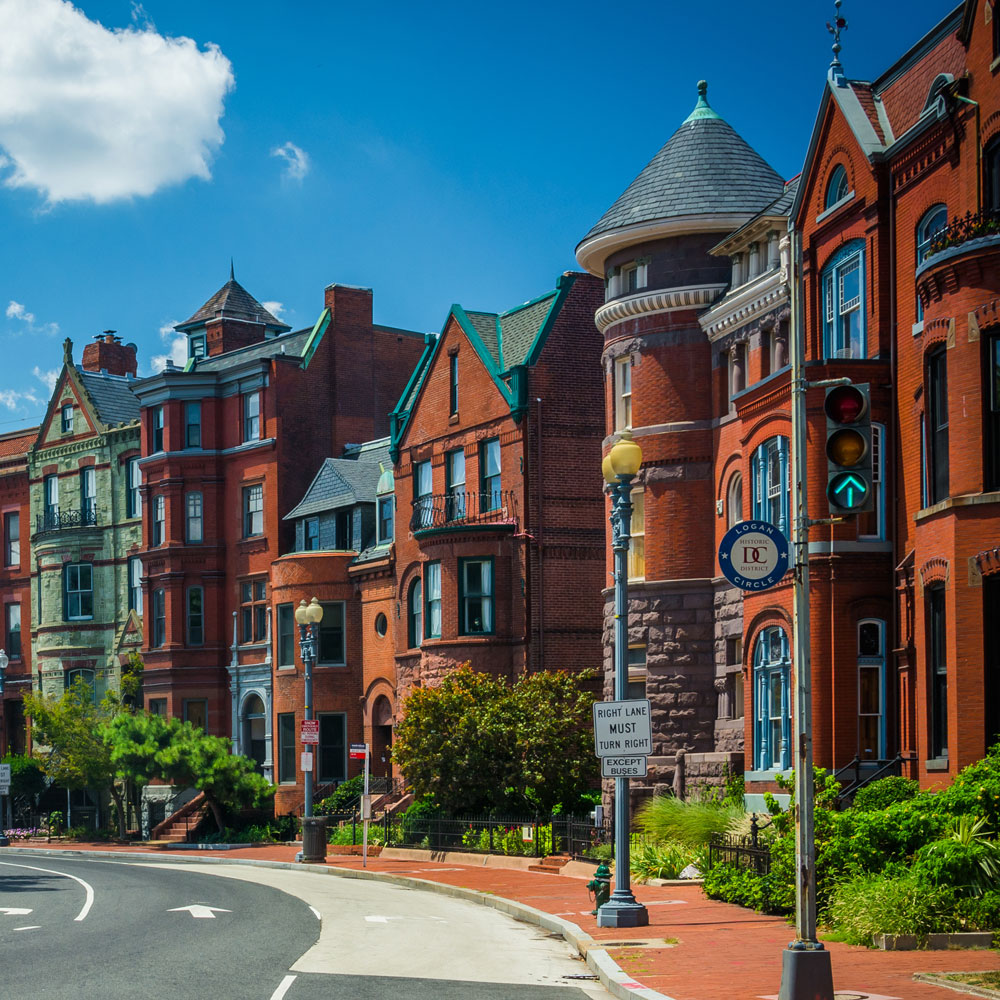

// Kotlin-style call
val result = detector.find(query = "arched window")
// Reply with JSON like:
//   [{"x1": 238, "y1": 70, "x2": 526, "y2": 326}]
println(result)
[
  {"x1": 821, "y1": 239, "x2": 865, "y2": 359},
  {"x1": 65, "y1": 667, "x2": 96, "y2": 702},
  {"x1": 915, "y1": 204, "x2": 948, "y2": 321},
  {"x1": 858, "y1": 619, "x2": 886, "y2": 761},
  {"x1": 753, "y1": 626, "x2": 791, "y2": 771},
  {"x1": 825, "y1": 164, "x2": 849, "y2": 208},
  {"x1": 727, "y1": 472, "x2": 743, "y2": 528},
  {"x1": 241, "y1": 694, "x2": 267, "y2": 770},
  {"x1": 408, "y1": 577, "x2": 422, "y2": 649},
  {"x1": 750, "y1": 437, "x2": 789, "y2": 538}
]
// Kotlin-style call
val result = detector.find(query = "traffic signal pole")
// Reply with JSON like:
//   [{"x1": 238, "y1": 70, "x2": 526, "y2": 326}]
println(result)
[{"x1": 780, "y1": 227, "x2": 834, "y2": 1000}]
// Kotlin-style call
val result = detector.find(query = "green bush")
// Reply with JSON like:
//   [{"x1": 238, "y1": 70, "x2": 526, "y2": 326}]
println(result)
[
  {"x1": 399, "y1": 798, "x2": 443, "y2": 843},
  {"x1": 318, "y1": 775, "x2": 365, "y2": 815},
  {"x1": 953, "y1": 890, "x2": 1000, "y2": 932},
  {"x1": 827, "y1": 869, "x2": 958, "y2": 946},
  {"x1": 636, "y1": 795, "x2": 743, "y2": 847},
  {"x1": 460, "y1": 823, "x2": 552, "y2": 856},
  {"x1": 852, "y1": 776, "x2": 919, "y2": 812},
  {"x1": 701, "y1": 862, "x2": 788, "y2": 914},
  {"x1": 630, "y1": 842, "x2": 696, "y2": 882}
]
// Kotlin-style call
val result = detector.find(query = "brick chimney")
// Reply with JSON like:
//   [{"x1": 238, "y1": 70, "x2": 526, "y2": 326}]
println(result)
[{"x1": 81, "y1": 331, "x2": 138, "y2": 377}]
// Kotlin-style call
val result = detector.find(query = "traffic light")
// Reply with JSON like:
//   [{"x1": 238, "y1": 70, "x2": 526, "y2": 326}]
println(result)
[{"x1": 824, "y1": 383, "x2": 874, "y2": 514}]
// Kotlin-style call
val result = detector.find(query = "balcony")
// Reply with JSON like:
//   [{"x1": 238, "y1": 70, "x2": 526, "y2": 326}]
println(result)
[
  {"x1": 921, "y1": 208, "x2": 1000, "y2": 273},
  {"x1": 410, "y1": 490, "x2": 518, "y2": 532},
  {"x1": 35, "y1": 507, "x2": 98, "y2": 534}
]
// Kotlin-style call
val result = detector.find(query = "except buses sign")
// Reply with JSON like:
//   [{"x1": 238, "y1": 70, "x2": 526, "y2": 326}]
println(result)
[{"x1": 717, "y1": 520, "x2": 789, "y2": 592}]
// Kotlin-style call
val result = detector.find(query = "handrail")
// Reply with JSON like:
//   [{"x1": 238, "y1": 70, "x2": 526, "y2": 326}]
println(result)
[
  {"x1": 410, "y1": 490, "x2": 518, "y2": 531},
  {"x1": 35, "y1": 507, "x2": 98, "y2": 533}
]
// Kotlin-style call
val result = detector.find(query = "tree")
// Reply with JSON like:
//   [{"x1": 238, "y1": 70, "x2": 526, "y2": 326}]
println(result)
[
  {"x1": 391, "y1": 665, "x2": 598, "y2": 814},
  {"x1": 24, "y1": 680, "x2": 129, "y2": 837},
  {"x1": 1, "y1": 753, "x2": 46, "y2": 819}
]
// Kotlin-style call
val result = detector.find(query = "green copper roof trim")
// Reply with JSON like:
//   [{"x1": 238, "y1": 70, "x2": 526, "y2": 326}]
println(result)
[
  {"x1": 299, "y1": 307, "x2": 331, "y2": 370},
  {"x1": 683, "y1": 80, "x2": 723, "y2": 123},
  {"x1": 183, "y1": 357, "x2": 196, "y2": 372},
  {"x1": 388, "y1": 333, "x2": 438, "y2": 461},
  {"x1": 452, "y1": 304, "x2": 512, "y2": 404},
  {"x1": 518, "y1": 273, "x2": 576, "y2": 370}
]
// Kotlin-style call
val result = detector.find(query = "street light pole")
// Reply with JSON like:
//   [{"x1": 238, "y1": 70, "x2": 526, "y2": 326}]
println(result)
[
  {"x1": 0, "y1": 648, "x2": 9, "y2": 832},
  {"x1": 598, "y1": 429, "x2": 649, "y2": 929},
  {"x1": 295, "y1": 598, "x2": 324, "y2": 819}
]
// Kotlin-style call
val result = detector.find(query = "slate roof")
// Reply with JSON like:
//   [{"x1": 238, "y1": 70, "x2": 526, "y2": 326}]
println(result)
[
  {"x1": 580, "y1": 83, "x2": 784, "y2": 243},
  {"x1": 342, "y1": 437, "x2": 392, "y2": 470},
  {"x1": 194, "y1": 328, "x2": 311, "y2": 372},
  {"x1": 76, "y1": 369, "x2": 140, "y2": 425},
  {"x1": 284, "y1": 458, "x2": 382, "y2": 520},
  {"x1": 176, "y1": 277, "x2": 291, "y2": 333}
]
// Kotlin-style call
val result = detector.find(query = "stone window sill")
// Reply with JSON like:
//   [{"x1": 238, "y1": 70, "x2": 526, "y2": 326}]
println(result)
[{"x1": 925, "y1": 757, "x2": 949, "y2": 772}]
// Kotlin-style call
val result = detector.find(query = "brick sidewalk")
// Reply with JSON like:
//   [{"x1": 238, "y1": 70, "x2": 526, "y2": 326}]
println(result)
[{"x1": 6, "y1": 840, "x2": 998, "y2": 999}]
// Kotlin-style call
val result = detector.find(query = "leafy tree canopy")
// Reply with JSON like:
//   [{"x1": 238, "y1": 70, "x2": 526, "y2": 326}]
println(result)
[{"x1": 392, "y1": 665, "x2": 598, "y2": 814}]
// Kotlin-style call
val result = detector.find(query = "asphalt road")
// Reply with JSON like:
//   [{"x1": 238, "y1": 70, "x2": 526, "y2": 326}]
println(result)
[{"x1": 0, "y1": 856, "x2": 610, "y2": 1000}]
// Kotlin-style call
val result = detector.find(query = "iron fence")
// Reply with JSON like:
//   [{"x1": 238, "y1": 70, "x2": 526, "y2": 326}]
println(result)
[
  {"x1": 35, "y1": 507, "x2": 98, "y2": 533},
  {"x1": 410, "y1": 490, "x2": 518, "y2": 532},
  {"x1": 708, "y1": 821, "x2": 771, "y2": 876},
  {"x1": 928, "y1": 207, "x2": 1000, "y2": 258}
]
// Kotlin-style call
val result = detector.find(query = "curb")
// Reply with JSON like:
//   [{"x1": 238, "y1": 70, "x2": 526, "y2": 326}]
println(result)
[{"x1": 1, "y1": 846, "x2": 679, "y2": 1000}]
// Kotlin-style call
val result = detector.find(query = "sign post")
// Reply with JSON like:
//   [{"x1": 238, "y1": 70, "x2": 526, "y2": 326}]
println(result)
[
  {"x1": 349, "y1": 743, "x2": 370, "y2": 867},
  {"x1": 0, "y1": 763, "x2": 10, "y2": 838}
]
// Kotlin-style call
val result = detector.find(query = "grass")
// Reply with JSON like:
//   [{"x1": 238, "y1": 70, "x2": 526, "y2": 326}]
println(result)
[
  {"x1": 942, "y1": 972, "x2": 1000, "y2": 988},
  {"x1": 636, "y1": 795, "x2": 743, "y2": 847}
]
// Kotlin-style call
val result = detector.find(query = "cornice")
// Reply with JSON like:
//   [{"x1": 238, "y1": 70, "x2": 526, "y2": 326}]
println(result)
[
  {"x1": 595, "y1": 284, "x2": 726, "y2": 334},
  {"x1": 700, "y1": 273, "x2": 789, "y2": 341}
]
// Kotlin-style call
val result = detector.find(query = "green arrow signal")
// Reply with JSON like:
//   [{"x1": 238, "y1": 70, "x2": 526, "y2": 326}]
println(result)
[{"x1": 829, "y1": 472, "x2": 869, "y2": 509}]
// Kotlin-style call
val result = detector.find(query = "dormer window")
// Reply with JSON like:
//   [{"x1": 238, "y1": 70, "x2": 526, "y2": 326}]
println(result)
[
  {"x1": 61, "y1": 405, "x2": 73, "y2": 434},
  {"x1": 189, "y1": 334, "x2": 206, "y2": 361},
  {"x1": 825, "y1": 165, "x2": 850, "y2": 208}
]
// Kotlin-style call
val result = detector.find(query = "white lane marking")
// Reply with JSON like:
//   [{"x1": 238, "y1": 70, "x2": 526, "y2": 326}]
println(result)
[
  {"x1": 308, "y1": 906, "x2": 321, "y2": 921},
  {"x1": 0, "y1": 861, "x2": 94, "y2": 922},
  {"x1": 365, "y1": 915, "x2": 403, "y2": 923},
  {"x1": 0, "y1": 907, "x2": 33, "y2": 916},
  {"x1": 269, "y1": 974, "x2": 297, "y2": 1000},
  {"x1": 167, "y1": 904, "x2": 231, "y2": 919},
  {"x1": 13, "y1": 925, "x2": 40, "y2": 931}
]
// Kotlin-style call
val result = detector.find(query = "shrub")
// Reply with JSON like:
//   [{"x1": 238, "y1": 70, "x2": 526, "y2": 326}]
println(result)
[
  {"x1": 636, "y1": 795, "x2": 743, "y2": 847},
  {"x1": 399, "y1": 798, "x2": 443, "y2": 843},
  {"x1": 852, "y1": 776, "x2": 919, "y2": 812},
  {"x1": 701, "y1": 862, "x2": 788, "y2": 915},
  {"x1": 953, "y1": 890, "x2": 1000, "y2": 932},
  {"x1": 630, "y1": 842, "x2": 696, "y2": 882},
  {"x1": 318, "y1": 775, "x2": 365, "y2": 815},
  {"x1": 913, "y1": 816, "x2": 1000, "y2": 896},
  {"x1": 827, "y1": 869, "x2": 958, "y2": 946},
  {"x1": 460, "y1": 823, "x2": 552, "y2": 856}
]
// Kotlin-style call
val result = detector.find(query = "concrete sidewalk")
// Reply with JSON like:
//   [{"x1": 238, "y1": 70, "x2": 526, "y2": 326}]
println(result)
[{"x1": 4, "y1": 839, "x2": 998, "y2": 1000}]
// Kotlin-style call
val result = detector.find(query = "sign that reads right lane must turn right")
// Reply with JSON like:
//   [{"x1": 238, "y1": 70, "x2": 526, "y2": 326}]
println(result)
[{"x1": 593, "y1": 698, "x2": 652, "y2": 757}]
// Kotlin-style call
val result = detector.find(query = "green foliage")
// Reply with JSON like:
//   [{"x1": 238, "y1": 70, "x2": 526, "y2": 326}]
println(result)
[
  {"x1": 929, "y1": 743, "x2": 1000, "y2": 835},
  {"x1": 721, "y1": 767, "x2": 745, "y2": 809},
  {"x1": 318, "y1": 775, "x2": 365, "y2": 814},
  {"x1": 913, "y1": 816, "x2": 1000, "y2": 896},
  {"x1": 851, "y1": 775, "x2": 919, "y2": 812},
  {"x1": 399, "y1": 798, "x2": 443, "y2": 842},
  {"x1": 630, "y1": 842, "x2": 697, "y2": 882},
  {"x1": 2, "y1": 753, "x2": 45, "y2": 802},
  {"x1": 391, "y1": 665, "x2": 598, "y2": 814},
  {"x1": 701, "y1": 863, "x2": 788, "y2": 915},
  {"x1": 636, "y1": 794, "x2": 743, "y2": 847},
  {"x1": 460, "y1": 822, "x2": 553, "y2": 856}
]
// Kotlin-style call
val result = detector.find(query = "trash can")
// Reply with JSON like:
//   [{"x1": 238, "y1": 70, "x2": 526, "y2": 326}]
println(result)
[{"x1": 300, "y1": 816, "x2": 328, "y2": 863}]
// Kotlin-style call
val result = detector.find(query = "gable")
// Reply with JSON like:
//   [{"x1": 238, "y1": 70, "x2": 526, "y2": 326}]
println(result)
[{"x1": 36, "y1": 368, "x2": 98, "y2": 450}]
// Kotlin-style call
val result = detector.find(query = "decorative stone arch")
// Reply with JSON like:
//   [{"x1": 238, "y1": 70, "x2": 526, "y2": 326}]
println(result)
[
  {"x1": 365, "y1": 687, "x2": 395, "y2": 778},
  {"x1": 716, "y1": 452, "x2": 743, "y2": 503},
  {"x1": 237, "y1": 688, "x2": 270, "y2": 775},
  {"x1": 922, "y1": 73, "x2": 955, "y2": 114},
  {"x1": 919, "y1": 557, "x2": 950, "y2": 591},
  {"x1": 741, "y1": 409, "x2": 791, "y2": 447}
]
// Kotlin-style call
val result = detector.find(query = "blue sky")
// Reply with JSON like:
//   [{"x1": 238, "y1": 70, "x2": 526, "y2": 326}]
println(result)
[{"x1": 0, "y1": 0, "x2": 956, "y2": 429}]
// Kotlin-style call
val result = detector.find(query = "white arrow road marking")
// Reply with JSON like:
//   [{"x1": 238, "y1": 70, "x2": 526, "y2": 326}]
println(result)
[
  {"x1": 269, "y1": 975, "x2": 296, "y2": 1000},
  {"x1": 0, "y1": 908, "x2": 33, "y2": 916},
  {"x1": 0, "y1": 861, "x2": 94, "y2": 921},
  {"x1": 167, "y1": 904, "x2": 231, "y2": 919}
]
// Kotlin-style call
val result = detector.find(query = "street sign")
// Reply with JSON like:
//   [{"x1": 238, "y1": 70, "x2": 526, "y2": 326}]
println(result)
[
  {"x1": 0, "y1": 763, "x2": 10, "y2": 794},
  {"x1": 593, "y1": 699, "x2": 652, "y2": 757},
  {"x1": 300, "y1": 751, "x2": 313, "y2": 772},
  {"x1": 717, "y1": 520, "x2": 789, "y2": 591},
  {"x1": 601, "y1": 756, "x2": 648, "y2": 778},
  {"x1": 349, "y1": 743, "x2": 368, "y2": 760},
  {"x1": 300, "y1": 720, "x2": 319, "y2": 745}
]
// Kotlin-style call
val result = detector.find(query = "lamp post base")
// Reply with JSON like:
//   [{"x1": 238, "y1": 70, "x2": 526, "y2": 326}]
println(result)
[
  {"x1": 777, "y1": 942, "x2": 833, "y2": 1000},
  {"x1": 597, "y1": 892, "x2": 649, "y2": 928}
]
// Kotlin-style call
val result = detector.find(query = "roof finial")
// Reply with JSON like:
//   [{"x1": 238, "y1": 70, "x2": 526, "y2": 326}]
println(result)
[
  {"x1": 230, "y1": 257, "x2": 235, "y2": 282},
  {"x1": 827, "y1": 0, "x2": 848, "y2": 86},
  {"x1": 683, "y1": 79, "x2": 722, "y2": 124},
  {"x1": 63, "y1": 338, "x2": 73, "y2": 365}
]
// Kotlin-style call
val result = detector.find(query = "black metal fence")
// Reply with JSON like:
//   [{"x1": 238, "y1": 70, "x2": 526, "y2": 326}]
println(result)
[
  {"x1": 928, "y1": 207, "x2": 1000, "y2": 258},
  {"x1": 708, "y1": 818, "x2": 771, "y2": 875},
  {"x1": 410, "y1": 490, "x2": 519, "y2": 531},
  {"x1": 35, "y1": 507, "x2": 98, "y2": 533}
]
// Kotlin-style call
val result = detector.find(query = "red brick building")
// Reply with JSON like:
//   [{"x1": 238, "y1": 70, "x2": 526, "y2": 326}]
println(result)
[
  {"x1": 0, "y1": 428, "x2": 36, "y2": 758},
  {"x1": 388, "y1": 272, "x2": 606, "y2": 698},
  {"x1": 133, "y1": 274, "x2": 424, "y2": 811}
]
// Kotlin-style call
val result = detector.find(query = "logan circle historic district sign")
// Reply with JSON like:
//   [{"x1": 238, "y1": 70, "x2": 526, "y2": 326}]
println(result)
[{"x1": 718, "y1": 520, "x2": 789, "y2": 592}]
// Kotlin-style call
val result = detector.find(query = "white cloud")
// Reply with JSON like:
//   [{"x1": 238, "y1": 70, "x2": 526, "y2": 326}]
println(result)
[
  {"x1": 271, "y1": 141, "x2": 310, "y2": 183},
  {"x1": 0, "y1": 0, "x2": 235, "y2": 204},
  {"x1": 261, "y1": 300, "x2": 285, "y2": 320},
  {"x1": 150, "y1": 320, "x2": 187, "y2": 374},
  {"x1": 0, "y1": 388, "x2": 41, "y2": 411},
  {"x1": 32, "y1": 366, "x2": 58, "y2": 392},
  {"x1": 6, "y1": 299, "x2": 58, "y2": 336}
]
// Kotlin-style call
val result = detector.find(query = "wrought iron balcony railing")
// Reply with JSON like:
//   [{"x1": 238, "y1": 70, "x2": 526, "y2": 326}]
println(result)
[
  {"x1": 35, "y1": 507, "x2": 98, "y2": 533},
  {"x1": 410, "y1": 490, "x2": 518, "y2": 532},
  {"x1": 927, "y1": 207, "x2": 1000, "y2": 260}
]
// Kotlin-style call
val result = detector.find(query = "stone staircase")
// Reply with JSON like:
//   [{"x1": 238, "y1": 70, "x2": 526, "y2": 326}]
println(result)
[
  {"x1": 527, "y1": 853, "x2": 573, "y2": 874},
  {"x1": 148, "y1": 792, "x2": 208, "y2": 846}
]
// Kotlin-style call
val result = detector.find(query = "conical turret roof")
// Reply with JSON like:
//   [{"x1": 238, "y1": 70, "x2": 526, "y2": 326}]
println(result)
[
  {"x1": 176, "y1": 271, "x2": 290, "y2": 333},
  {"x1": 577, "y1": 82, "x2": 784, "y2": 268}
]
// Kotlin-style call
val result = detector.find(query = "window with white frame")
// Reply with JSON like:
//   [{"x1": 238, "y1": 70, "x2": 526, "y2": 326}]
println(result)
[
  {"x1": 822, "y1": 241, "x2": 865, "y2": 359},
  {"x1": 425, "y1": 561, "x2": 441, "y2": 638},
  {"x1": 128, "y1": 556, "x2": 143, "y2": 615},
  {"x1": 377, "y1": 496, "x2": 394, "y2": 543},
  {"x1": 240, "y1": 580, "x2": 267, "y2": 643},
  {"x1": 614, "y1": 356, "x2": 632, "y2": 431},
  {"x1": 4, "y1": 511, "x2": 19, "y2": 567},
  {"x1": 460, "y1": 558, "x2": 493, "y2": 634},
  {"x1": 6, "y1": 603, "x2": 21, "y2": 660},
  {"x1": 751, "y1": 436, "x2": 790, "y2": 538},
  {"x1": 152, "y1": 589, "x2": 166, "y2": 646},
  {"x1": 408, "y1": 577, "x2": 422, "y2": 648},
  {"x1": 858, "y1": 619, "x2": 886, "y2": 760},
  {"x1": 127, "y1": 457, "x2": 142, "y2": 519},
  {"x1": 44, "y1": 475, "x2": 59, "y2": 526},
  {"x1": 186, "y1": 492, "x2": 203, "y2": 543},
  {"x1": 413, "y1": 460, "x2": 433, "y2": 529},
  {"x1": 151, "y1": 406, "x2": 164, "y2": 452},
  {"x1": 152, "y1": 495, "x2": 165, "y2": 546},
  {"x1": 80, "y1": 467, "x2": 96, "y2": 522},
  {"x1": 243, "y1": 484, "x2": 263, "y2": 537},
  {"x1": 627, "y1": 488, "x2": 645, "y2": 581},
  {"x1": 446, "y1": 449, "x2": 466, "y2": 520},
  {"x1": 65, "y1": 667, "x2": 96, "y2": 701},
  {"x1": 61, "y1": 404, "x2": 73, "y2": 434},
  {"x1": 915, "y1": 205, "x2": 947, "y2": 322},
  {"x1": 479, "y1": 439, "x2": 501, "y2": 512},
  {"x1": 65, "y1": 563, "x2": 93, "y2": 621},
  {"x1": 753, "y1": 626, "x2": 790, "y2": 771},
  {"x1": 243, "y1": 390, "x2": 261, "y2": 442},
  {"x1": 727, "y1": 472, "x2": 743, "y2": 528}
]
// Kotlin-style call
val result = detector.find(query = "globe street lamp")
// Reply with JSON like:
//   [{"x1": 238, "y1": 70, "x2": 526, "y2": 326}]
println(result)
[
  {"x1": 294, "y1": 598, "x2": 324, "y2": 818},
  {"x1": 599, "y1": 429, "x2": 649, "y2": 928}
]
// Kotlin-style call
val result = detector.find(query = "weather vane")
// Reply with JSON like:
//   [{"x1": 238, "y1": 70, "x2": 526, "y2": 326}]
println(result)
[{"x1": 827, "y1": 0, "x2": 848, "y2": 74}]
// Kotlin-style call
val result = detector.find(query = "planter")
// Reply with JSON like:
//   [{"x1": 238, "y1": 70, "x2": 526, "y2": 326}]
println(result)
[
  {"x1": 327, "y1": 844, "x2": 383, "y2": 856},
  {"x1": 877, "y1": 932, "x2": 994, "y2": 950}
]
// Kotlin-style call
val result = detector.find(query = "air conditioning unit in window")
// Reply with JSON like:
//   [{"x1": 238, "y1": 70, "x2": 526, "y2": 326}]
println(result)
[{"x1": 835, "y1": 348, "x2": 854, "y2": 359}]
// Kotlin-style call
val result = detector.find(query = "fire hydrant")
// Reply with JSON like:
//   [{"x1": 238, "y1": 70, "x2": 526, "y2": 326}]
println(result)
[{"x1": 587, "y1": 861, "x2": 611, "y2": 915}]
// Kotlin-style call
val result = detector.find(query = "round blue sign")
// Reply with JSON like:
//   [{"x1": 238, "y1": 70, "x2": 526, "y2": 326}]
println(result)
[{"x1": 718, "y1": 520, "x2": 790, "y2": 592}]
